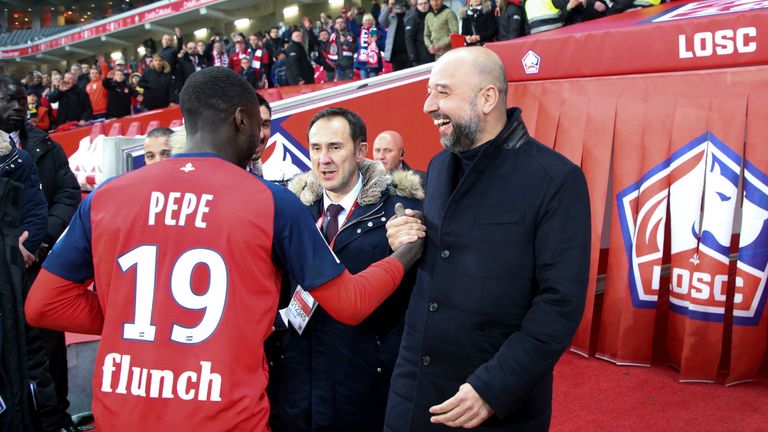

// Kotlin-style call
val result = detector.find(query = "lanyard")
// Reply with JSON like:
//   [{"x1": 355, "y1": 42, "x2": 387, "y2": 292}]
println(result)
[{"x1": 316, "y1": 199, "x2": 359, "y2": 248}]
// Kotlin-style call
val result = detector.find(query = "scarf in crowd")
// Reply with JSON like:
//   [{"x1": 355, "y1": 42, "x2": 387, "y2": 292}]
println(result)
[
  {"x1": 356, "y1": 26, "x2": 374, "y2": 64},
  {"x1": 366, "y1": 38, "x2": 380, "y2": 68},
  {"x1": 328, "y1": 32, "x2": 340, "y2": 61},
  {"x1": 248, "y1": 47, "x2": 263, "y2": 71},
  {"x1": 213, "y1": 51, "x2": 229, "y2": 67}
]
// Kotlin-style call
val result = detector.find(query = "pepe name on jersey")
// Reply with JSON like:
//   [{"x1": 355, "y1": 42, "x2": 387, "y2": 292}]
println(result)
[{"x1": 148, "y1": 191, "x2": 214, "y2": 228}]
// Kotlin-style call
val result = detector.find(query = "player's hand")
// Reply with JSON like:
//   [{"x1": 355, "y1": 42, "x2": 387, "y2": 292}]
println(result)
[
  {"x1": 386, "y1": 202, "x2": 425, "y2": 252},
  {"x1": 429, "y1": 383, "x2": 494, "y2": 428},
  {"x1": 36, "y1": 242, "x2": 50, "y2": 261},
  {"x1": 18, "y1": 231, "x2": 37, "y2": 268}
]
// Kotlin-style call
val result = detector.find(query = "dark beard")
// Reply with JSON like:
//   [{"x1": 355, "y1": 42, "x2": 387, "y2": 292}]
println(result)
[{"x1": 442, "y1": 116, "x2": 479, "y2": 154}]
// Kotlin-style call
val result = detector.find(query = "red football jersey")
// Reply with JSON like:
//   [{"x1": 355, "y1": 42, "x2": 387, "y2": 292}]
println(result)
[{"x1": 44, "y1": 154, "x2": 344, "y2": 430}]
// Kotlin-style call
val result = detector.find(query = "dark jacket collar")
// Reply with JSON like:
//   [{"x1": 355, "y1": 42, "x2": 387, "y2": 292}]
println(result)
[
  {"x1": 488, "y1": 107, "x2": 529, "y2": 151},
  {"x1": 427, "y1": 107, "x2": 530, "y2": 217},
  {"x1": 20, "y1": 125, "x2": 53, "y2": 161}
]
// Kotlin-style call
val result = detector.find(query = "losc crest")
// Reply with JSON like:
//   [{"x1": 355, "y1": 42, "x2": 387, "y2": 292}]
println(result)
[
  {"x1": 261, "y1": 118, "x2": 311, "y2": 183},
  {"x1": 617, "y1": 132, "x2": 768, "y2": 325},
  {"x1": 521, "y1": 50, "x2": 541, "y2": 75}
]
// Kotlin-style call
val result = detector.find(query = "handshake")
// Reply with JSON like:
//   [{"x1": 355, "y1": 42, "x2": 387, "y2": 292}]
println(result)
[{"x1": 387, "y1": 203, "x2": 427, "y2": 267}]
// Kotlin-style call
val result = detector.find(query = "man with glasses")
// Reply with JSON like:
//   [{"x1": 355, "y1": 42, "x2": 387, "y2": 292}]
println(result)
[{"x1": 328, "y1": 17, "x2": 358, "y2": 81}]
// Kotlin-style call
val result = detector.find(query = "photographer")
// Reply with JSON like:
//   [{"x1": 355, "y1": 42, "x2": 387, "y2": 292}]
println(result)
[{"x1": 459, "y1": 0, "x2": 498, "y2": 45}]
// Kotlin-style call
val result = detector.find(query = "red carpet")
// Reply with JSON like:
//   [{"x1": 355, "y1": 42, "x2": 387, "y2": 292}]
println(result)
[{"x1": 551, "y1": 352, "x2": 768, "y2": 432}]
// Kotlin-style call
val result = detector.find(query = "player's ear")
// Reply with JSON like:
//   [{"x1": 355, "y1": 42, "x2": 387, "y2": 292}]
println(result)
[{"x1": 234, "y1": 107, "x2": 248, "y2": 133}]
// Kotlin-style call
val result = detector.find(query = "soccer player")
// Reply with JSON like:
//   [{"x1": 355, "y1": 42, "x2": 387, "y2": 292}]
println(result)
[{"x1": 25, "y1": 67, "x2": 424, "y2": 431}]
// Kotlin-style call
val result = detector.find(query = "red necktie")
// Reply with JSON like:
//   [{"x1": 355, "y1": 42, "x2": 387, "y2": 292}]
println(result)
[{"x1": 324, "y1": 204, "x2": 344, "y2": 242}]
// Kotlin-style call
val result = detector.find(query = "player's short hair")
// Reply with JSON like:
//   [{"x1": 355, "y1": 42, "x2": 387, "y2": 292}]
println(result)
[
  {"x1": 255, "y1": 92, "x2": 272, "y2": 116},
  {"x1": 179, "y1": 67, "x2": 259, "y2": 135},
  {"x1": 308, "y1": 107, "x2": 367, "y2": 147},
  {"x1": 146, "y1": 127, "x2": 174, "y2": 140},
  {"x1": 0, "y1": 75, "x2": 23, "y2": 94}
]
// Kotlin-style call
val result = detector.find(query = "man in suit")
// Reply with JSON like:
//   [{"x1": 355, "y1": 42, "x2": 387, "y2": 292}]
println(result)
[
  {"x1": 384, "y1": 47, "x2": 591, "y2": 431},
  {"x1": 280, "y1": 108, "x2": 423, "y2": 431}
]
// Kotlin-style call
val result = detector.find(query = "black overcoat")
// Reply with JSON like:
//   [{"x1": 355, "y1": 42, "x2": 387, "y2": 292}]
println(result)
[{"x1": 385, "y1": 108, "x2": 591, "y2": 431}]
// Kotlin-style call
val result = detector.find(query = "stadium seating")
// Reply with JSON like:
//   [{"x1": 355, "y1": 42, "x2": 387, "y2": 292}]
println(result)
[{"x1": 0, "y1": 24, "x2": 77, "y2": 47}]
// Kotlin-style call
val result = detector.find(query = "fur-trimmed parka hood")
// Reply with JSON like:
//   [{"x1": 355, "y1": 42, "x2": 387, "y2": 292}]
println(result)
[
  {"x1": 288, "y1": 158, "x2": 424, "y2": 206},
  {"x1": 0, "y1": 130, "x2": 11, "y2": 157}
]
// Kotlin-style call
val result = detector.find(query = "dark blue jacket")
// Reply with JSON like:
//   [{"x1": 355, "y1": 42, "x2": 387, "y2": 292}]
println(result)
[
  {"x1": 385, "y1": 108, "x2": 591, "y2": 431},
  {"x1": 280, "y1": 160, "x2": 424, "y2": 432},
  {"x1": 20, "y1": 125, "x2": 81, "y2": 246},
  {"x1": 0, "y1": 146, "x2": 48, "y2": 254}
]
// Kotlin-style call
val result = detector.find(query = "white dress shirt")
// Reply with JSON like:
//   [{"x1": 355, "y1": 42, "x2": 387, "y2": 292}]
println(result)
[{"x1": 322, "y1": 172, "x2": 363, "y2": 232}]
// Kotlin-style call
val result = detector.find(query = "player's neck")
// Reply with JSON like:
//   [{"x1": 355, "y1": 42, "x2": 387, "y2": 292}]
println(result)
[{"x1": 186, "y1": 132, "x2": 245, "y2": 167}]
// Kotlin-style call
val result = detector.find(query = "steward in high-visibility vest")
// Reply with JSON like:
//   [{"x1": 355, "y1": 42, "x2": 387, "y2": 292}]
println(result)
[{"x1": 525, "y1": 0, "x2": 569, "y2": 34}]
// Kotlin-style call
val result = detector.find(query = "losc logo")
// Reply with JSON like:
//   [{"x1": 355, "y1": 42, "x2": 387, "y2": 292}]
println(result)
[
  {"x1": 521, "y1": 50, "x2": 541, "y2": 75},
  {"x1": 261, "y1": 117, "x2": 310, "y2": 183},
  {"x1": 617, "y1": 133, "x2": 768, "y2": 325},
  {"x1": 678, "y1": 27, "x2": 757, "y2": 59}
]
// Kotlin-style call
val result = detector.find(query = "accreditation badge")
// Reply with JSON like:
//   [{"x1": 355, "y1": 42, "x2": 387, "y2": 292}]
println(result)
[{"x1": 285, "y1": 286, "x2": 318, "y2": 335}]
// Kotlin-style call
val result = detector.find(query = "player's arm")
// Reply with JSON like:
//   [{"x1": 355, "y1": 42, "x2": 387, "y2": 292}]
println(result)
[
  {"x1": 25, "y1": 192, "x2": 104, "y2": 334},
  {"x1": 26, "y1": 270, "x2": 103, "y2": 334},
  {"x1": 311, "y1": 239, "x2": 422, "y2": 325},
  {"x1": 272, "y1": 187, "x2": 423, "y2": 325}
]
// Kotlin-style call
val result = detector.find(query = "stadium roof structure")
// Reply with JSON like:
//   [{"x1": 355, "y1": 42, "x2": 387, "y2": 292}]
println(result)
[{"x1": 0, "y1": 0, "x2": 258, "y2": 64}]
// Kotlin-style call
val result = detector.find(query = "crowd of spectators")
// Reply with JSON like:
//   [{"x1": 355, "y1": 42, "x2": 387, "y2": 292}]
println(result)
[{"x1": 15, "y1": 0, "x2": 660, "y2": 133}]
